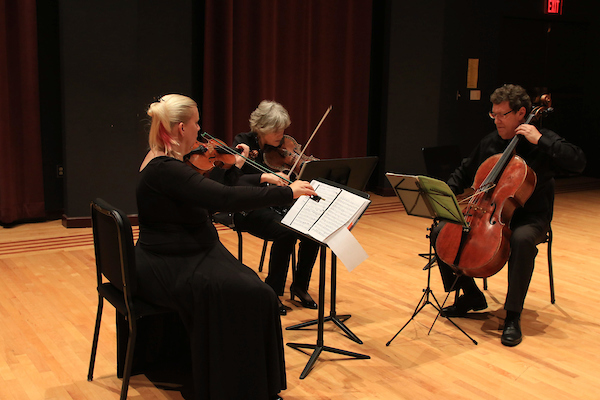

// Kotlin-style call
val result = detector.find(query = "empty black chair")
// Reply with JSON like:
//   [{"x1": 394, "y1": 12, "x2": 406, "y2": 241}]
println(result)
[{"x1": 88, "y1": 198, "x2": 174, "y2": 400}]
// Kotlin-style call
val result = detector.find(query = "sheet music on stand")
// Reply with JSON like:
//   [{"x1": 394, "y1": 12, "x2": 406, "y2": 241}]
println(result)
[
  {"x1": 385, "y1": 173, "x2": 467, "y2": 228},
  {"x1": 281, "y1": 179, "x2": 371, "y2": 271}
]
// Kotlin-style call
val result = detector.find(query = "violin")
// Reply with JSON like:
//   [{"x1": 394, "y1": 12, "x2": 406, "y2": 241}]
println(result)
[
  {"x1": 435, "y1": 94, "x2": 552, "y2": 278},
  {"x1": 184, "y1": 138, "x2": 237, "y2": 175},
  {"x1": 263, "y1": 135, "x2": 318, "y2": 177},
  {"x1": 189, "y1": 132, "x2": 294, "y2": 183},
  {"x1": 193, "y1": 132, "x2": 325, "y2": 202}
]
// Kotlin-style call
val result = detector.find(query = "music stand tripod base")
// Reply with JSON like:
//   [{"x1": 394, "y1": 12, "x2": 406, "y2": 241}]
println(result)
[
  {"x1": 385, "y1": 231, "x2": 477, "y2": 346},
  {"x1": 286, "y1": 244, "x2": 370, "y2": 379},
  {"x1": 286, "y1": 254, "x2": 363, "y2": 344}
]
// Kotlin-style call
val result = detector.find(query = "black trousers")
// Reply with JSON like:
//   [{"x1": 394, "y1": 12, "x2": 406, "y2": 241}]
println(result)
[
  {"x1": 234, "y1": 207, "x2": 320, "y2": 296},
  {"x1": 431, "y1": 216, "x2": 548, "y2": 313}
]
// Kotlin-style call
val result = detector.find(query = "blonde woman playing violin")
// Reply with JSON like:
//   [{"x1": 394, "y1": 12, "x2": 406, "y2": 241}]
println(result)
[{"x1": 136, "y1": 94, "x2": 316, "y2": 400}]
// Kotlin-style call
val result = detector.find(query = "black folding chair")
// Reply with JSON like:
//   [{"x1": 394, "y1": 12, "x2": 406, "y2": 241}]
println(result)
[{"x1": 87, "y1": 198, "x2": 174, "y2": 400}]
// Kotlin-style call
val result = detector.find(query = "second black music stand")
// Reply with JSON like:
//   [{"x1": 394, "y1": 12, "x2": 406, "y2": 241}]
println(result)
[
  {"x1": 384, "y1": 173, "x2": 477, "y2": 346},
  {"x1": 297, "y1": 156, "x2": 378, "y2": 192}
]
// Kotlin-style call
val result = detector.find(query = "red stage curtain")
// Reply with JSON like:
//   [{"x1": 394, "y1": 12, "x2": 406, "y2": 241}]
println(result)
[
  {"x1": 0, "y1": 0, "x2": 45, "y2": 225},
  {"x1": 202, "y1": 0, "x2": 372, "y2": 160}
]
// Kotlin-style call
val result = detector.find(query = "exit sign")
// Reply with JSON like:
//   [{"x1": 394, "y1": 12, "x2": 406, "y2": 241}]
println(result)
[{"x1": 545, "y1": 0, "x2": 563, "y2": 14}]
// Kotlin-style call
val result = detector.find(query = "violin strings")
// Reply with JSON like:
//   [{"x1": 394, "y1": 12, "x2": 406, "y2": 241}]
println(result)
[{"x1": 200, "y1": 132, "x2": 292, "y2": 184}]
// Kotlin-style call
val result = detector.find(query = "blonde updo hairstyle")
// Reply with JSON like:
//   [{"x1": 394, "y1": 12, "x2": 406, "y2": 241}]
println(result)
[
  {"x1": 249, "y1": 100, "x2": 291, "y2": 136},
  {"x1": 147, "y1": 94, "x2": 197, "y2": 159}
]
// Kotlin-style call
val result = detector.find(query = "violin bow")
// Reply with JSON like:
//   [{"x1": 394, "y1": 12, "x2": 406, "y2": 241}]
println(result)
[
  {"x1": 200, "y1": 132, "x2": 293, "y2": 184},
  {"x1": 288, "y1": 105, "x2": 332, "y2": 175}
]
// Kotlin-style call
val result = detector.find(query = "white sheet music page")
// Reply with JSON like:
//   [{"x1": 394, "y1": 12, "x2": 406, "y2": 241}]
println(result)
[
  {"x1": 281, "y1": 181, "x2": 369, "y2": 242},
  {"x1": 280, "y1": 182, "x2": 341, "y2": 241},
  {"x1": 281, "y1": 180, "x2": 371, "y2": 270}
]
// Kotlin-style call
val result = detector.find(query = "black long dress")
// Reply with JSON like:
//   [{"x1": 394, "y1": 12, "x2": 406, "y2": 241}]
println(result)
[{"x1": 135, "y1": 156, "x2": 292, "y2": 399}]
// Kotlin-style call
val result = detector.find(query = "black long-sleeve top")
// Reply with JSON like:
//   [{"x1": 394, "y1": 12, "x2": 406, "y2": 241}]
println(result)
[{"x1": 136, "y1": 156, "x2": 293, "y2": 254}]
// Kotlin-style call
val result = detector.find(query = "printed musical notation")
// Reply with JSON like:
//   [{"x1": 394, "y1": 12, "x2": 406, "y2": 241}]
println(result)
[{"x1": 281, "y1": 180, "x2": 370, "y2": 271}]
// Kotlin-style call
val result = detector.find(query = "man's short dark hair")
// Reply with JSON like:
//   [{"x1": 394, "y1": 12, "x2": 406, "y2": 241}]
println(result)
[{"x1": 490, "y1": 84, "x2": 532, "y2": 113}]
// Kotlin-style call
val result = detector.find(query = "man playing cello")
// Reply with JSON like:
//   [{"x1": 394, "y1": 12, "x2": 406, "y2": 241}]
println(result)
[{"x1": 433, "y1": 84, "x2": 586, "y2": 346}]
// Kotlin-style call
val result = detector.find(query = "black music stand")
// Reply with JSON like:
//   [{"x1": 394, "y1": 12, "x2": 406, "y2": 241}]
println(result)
[
  {"x1": 287, "y1": 157, "x2": 378, "y2": 346},
  {"x1": 297, "y1": 156, "x2": 378, "y2": 192},
  {"x1": 284, "y1": 178, "x2": 371, "y2": 379},
  {"x1": 285, "y1": 164, "x2": 375, "y2": 346},
  {"x1": 384, "y1": 173, "x2": 477, "y2": 345}
]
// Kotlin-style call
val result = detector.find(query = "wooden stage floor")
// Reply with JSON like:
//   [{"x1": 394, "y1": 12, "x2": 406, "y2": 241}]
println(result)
[{"x1": 1, "y1": 184, "x2": 600, "y2": 399}]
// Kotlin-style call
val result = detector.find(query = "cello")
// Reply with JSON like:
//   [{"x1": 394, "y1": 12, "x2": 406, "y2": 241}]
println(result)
[{"x1": 435, "y1": 95, "x2": 552, "y2": 278}]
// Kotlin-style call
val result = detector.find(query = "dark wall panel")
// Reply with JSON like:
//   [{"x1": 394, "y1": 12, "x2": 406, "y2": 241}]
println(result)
[
  {"x1": 370, "y1": 0, "x2": 446, "y2": 193},
  {"x1": 59, "y1": 0, "x2": 193, "y2": 222}
]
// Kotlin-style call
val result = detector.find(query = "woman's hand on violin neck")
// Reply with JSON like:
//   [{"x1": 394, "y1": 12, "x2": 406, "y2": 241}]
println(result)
[
  {"x1": 261, "y1": 173, "x2": 290, "y2": 186},
  {"x1": 289, "y1": 180, "x2": 318, "y2": 199},
  {"x1": 234, "y1": 143, "x2": 250, "y2": 168}
]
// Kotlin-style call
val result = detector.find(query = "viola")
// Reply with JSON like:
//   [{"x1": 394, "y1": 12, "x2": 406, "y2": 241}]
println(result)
[
  {"x1": 263, "y1": 135, "x2": 318, "y2": 177},
  {"x1": 435, "y1": 95, "x2": 552, "y2": 278},
  {"x1": 184, "y1": 138, "x2": 236, "y2": 175}
]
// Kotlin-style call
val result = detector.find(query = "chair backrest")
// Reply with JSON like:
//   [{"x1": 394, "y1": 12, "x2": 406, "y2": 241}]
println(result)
[
  {"x1": 422, "y1": 145, "x2": 462, "y2": 181},
  {"x1": 90, "y1": 198, "x2": 138, "y2": 297}
]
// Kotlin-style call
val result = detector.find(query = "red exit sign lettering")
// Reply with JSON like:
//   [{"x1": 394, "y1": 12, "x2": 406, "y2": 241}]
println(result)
[{"x1": 546, "y1": 0, "x2": 563, "y2": 14}]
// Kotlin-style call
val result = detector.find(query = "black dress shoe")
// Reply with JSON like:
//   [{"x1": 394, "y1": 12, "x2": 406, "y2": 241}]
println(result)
[
  {"x1": 441, "y1": 292, "x2": 487, "y2": 317},
  {"x1": 270, "y1": 395, "x2": 283, "y2": 400},
  {"x1": 501, "y1": 317, "x2": 522, "y2": 347},
  {"x1": 290, "y1": 285, "x2": 318, "y2": 309},
  {"x1": 277, "y1": 297, "x2": 291, "y2": 315}
]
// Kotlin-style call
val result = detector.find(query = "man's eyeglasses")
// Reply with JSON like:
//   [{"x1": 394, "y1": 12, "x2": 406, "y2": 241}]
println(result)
[{"x1": 489, "y1": 110, "x2": 514, "y2": 120}]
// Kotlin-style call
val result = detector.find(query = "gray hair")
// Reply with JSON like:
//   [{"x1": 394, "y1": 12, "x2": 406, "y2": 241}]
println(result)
[{"x1": 249, "y1": 100, "x2": 291, "y2": 135}]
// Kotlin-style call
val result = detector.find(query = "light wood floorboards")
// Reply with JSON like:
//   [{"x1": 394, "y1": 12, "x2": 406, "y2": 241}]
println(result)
[{"x1": 1, "y1": 189, "x2": 599, "y2": 399}]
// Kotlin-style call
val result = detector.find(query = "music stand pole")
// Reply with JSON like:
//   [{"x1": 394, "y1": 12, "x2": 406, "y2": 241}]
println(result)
[
  {"x1": 287, "y1": 243, "x2": 370, "y2": 379},
  {"x1": 286, "y1": 251, "x2": 361, "y2": 344}
]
